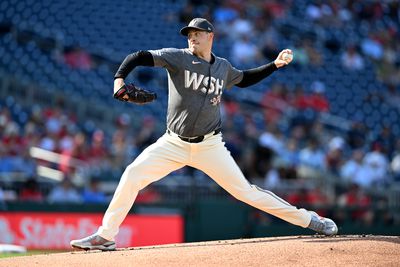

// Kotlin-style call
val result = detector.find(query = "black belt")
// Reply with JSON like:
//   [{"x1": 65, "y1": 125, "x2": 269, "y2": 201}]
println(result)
[{"x1": 167, "y1": 128, "x2": 221, "y2": 143}]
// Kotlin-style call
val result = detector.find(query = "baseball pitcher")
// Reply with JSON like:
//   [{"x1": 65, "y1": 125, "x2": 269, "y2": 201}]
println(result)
[{"x1": 71, "y1": 18, "x2": 337, "y2": 251}]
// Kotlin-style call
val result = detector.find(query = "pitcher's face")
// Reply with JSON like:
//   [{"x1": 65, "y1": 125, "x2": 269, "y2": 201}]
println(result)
[{"x1": 187, "y1": 30, "x2": 213, "y2": 54}]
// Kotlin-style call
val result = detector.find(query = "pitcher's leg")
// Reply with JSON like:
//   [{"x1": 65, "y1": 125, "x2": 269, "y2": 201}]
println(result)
[
  {"x1": 192, "y1": 137, "x2": 311, "y2": 228},
  {"x1": 97, "y1": 134, "x2": 186, "y2": 240}
]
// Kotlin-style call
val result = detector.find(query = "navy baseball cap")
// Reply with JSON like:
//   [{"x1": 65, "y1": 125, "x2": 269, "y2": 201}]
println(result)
[{"x1": 180, "y1": 18, "x2": 214, "y2": 36}]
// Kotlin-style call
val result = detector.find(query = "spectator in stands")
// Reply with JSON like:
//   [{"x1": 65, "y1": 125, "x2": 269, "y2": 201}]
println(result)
[
  {"x1": 387, "y1": 1, "x2": 399, "y2": 21},
  {"x1": 45, "y1": 107, "x2": 63, "y2": 136},
  {"x1": 347, "y1": 121, "x2": 367, "y2": 149},
  {"x1": 291, "y1": 84, "x2": 311, "y2": 110},
  {"x1": 64, "y1": 46, "x2": 92, "y2": 70},
  {"x1": 241, "y1": 112, "x2": 259, "y2": 140},
  {"x1": 135, "y1": 186, "x2": 162, "y2": 204},
  {"x1": 19, "y1": 177, "x2": 44, "y2": 202},
  {"x1": 60, "y1": 132, "x2": 88, "y2": 175},
  {"x1": 0, "y1": 106, "x2": 13, "y2": 131},
  {"x1": 135, "y1": 115, "x2": 157, "y2": 152},
  {"x1": 0, "y1": 106, "x2": 13, "y2": 136},
  {"x1": 0, "y1": 187, "x2": 4, "y2": 205},
  {"x1": 391, "y1": 139, "x2": 400, "y2": 182},
  {"x1": 0, "y1": 147, "x2": 11, "y2": 174},
  {"x1": 373, "y1": 126, "x2": 396, "y2": 157},
  {"x1": 82, "y1": 179, "x2": 107, "y2": 203},
  {"x1": 262, "y1": 0, "x2": 288, "y2": 19},
  {"x1": 47, "y1": 178, "x2": 82, "y2": 203},
  {"x1": 310, "y1": 121, "x2": 330, "y2": 146},
  {"x1": 221, "y1": 95, "x2": 240, "y2": 118},
  {"x1": 10, "y1": 148, "x2": 36, "y2": 178},
  {"x1": 308, "y1": 81, "x2": 330, "y2": 112},
  {"x1": 2, "y1": 117, "x2": 24, "y2": 156},
  {"x1": 286, "y1": 125, "x2": 307, "y2": 149},
  {"x1": 38, "y1": 129, "x2": 59, "y2": 152},
  {"x1": 337, "y1": 183, "x2": 371, "y2": 221},
  {"x1": 292, "y1": 41, "x2": 310, "y2": 67},
  {"x1": 261, "y1": 83, "x2": 290, "y2": 124},
  {"x1": 325, "y1": 136, "x2": 345, "y2": 175},
  {"x1": 0, "y1": 183, "x2": 17, "y2": 202},
  {"x1": 88, "y1": 129, "x2": 108, "y2": 164},
  {"x1": 382, "y1": 84, "x2": 400, "y2": 111},
  {"x1": 303, "y1": 39, "x2": 324, "y2": 66},
  {"x1": 355, "y1": 142, "x2": 389, "y2": 188},
  {"x1": 213, "y1": 0, "x2": 238, "y2": 25},
  {"x1": 229, "y1": 12, "x2": 254, "y2": 40},
  {"x1": 306, "y1": 186, "x2": 330, "y2": 208},
  {"x1": 324, "y1": 36, "x2": 341, "y2": 54},
  {"x1": 223, "y1": 112, "x2": 258, "y2": 178},
  {"x1": 279, "y1": 138, "x2": 301, "y2": 168},
  {"x1": 179, "y1": 3, "x2": 197, "y2": 25},
  {"x1": 341, "y1": 45, "x2": 364, "y2": 71},
  {"x1": 299, "y1": 138, "x2": 326, "y2": 170},
  {"x1": 253, "y1": 124, "x2": 284, "y2": 178},
  {"x1": 1, "y1": 117, "x2": 37, "y2": 177},
  {"x1": 305, "y1": 2, "x2": 334, "y2": 23},
  {"x1": 231, "y1": 35, "x2": 262, "y2": 66},
  {"x1": 23, "y1": 121, "x2": 41, "y2": 149},
  {"x1": 59, "y1": 128, "x2": 74, "y2": 154},
  {"x1": 340, "y1": 149, "x2": 364, "y2": 184},
  {"x1": 258, "y1": 123, "x2": 285, "y2": 159},
  {"x1": 264, "y1": 164, "x2": 297, "y2": 189},
  {"x1": 260, "y1": 37, "x2": 280, "y2": 63},
  {"x1": 286, "y1": 187, "x2": 329, "y2": 210},
  {"x1": 377, "y1": 58, "x2": 400, "y2": 87},
  {"x1": 361, "y1": 32, "x2": 384, "y2": 61},
  {"x1": 391, "y1": 158, "x2": 400, "y2": 182},
  {"x1": 356, "y1": 2, "x2": 384, "y2": 22},
  {"x1": 110, "y1": 128, "x2": 131, "y2": 166},
  {"x1": 223, "y1": 129, "x2": 243, "y2": 162},
  {"x1": 366, "y1": 142, "x2": 390, "y2": 180},
  {"x1": 257, "y1": 16, "x2": 279, "y2": 59}
]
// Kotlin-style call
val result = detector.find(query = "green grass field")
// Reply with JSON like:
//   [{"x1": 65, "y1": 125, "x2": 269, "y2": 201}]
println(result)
[{"x1": 0, "y1": 250, "x2": 68, "y2": 259}]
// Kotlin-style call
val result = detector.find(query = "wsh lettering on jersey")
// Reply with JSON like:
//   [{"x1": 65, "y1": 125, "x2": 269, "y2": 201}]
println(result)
[{"x1": 184, "y1": 70, "x2": 224, "y2": 95}]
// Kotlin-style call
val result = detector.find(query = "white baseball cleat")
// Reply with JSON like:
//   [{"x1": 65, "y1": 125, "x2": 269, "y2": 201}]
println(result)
[
  {"x1": 70, "y1": 234, "x2": 116, "y2": 251},
  {"x1": 307, "y1": 211, "x2": 338, "y2": 236}
]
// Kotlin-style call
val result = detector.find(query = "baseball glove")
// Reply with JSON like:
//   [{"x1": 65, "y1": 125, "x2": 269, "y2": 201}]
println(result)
[{"x1": 113, "y1": 83, "x2": 157, "y2": 104}]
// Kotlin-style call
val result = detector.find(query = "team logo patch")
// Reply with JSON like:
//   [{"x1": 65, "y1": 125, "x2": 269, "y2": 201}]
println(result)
[{"x1": 210, "y1": 95, "x2": 221, "y2": 106}]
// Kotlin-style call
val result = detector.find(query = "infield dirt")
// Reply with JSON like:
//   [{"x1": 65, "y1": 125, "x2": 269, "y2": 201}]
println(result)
[{"x1": 0, "y1": 235, "x2": 399, "y2": 267}]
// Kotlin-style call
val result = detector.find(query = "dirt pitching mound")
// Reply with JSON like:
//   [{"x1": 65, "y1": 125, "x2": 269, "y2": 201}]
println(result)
[{"x1": 1, "y1": 235, "x2": 399, "y2": 267}]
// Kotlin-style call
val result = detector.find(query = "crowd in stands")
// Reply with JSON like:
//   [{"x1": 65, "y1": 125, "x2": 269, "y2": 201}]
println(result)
[
  {"x1": 0, "y1": 84, "x2": 398, "y2": 220},
  {"x1": 1, "y1": 0, "x2": 399, "y2": 226},
  {"x1": 0, "y1": 100, "x2": 155, "y2": 203}
]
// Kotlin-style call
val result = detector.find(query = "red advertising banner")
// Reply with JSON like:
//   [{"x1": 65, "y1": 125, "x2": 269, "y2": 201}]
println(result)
[{"x1": 0, "y1": 212, "x2": 184, "y2": 249}]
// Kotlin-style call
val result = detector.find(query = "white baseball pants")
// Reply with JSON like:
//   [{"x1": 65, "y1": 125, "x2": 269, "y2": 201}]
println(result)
[{"x1": 97, "y1": 132, "x2": 312, "y2": 241}]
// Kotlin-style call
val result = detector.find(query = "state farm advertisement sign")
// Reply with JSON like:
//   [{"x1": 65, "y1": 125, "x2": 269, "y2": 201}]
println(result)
[{"x1": 0, "y1": 212, "x2": 183, "y2": 249}]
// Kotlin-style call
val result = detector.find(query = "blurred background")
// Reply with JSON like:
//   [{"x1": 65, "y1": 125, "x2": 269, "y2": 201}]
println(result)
[{"x1": 0, "y1": 0, "x2": 399, "y2": 251}]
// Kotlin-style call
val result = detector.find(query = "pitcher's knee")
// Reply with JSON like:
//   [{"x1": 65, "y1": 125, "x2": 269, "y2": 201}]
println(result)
[
  {"x1": 122, "y1": 164, "x2": 150, "y2": 190},
  {"x1": 230, "y1": 186, "x2": 256, "y2": 202},
  {"x1": 123, "y1": 163, "x2": 136, "y2": 178}
]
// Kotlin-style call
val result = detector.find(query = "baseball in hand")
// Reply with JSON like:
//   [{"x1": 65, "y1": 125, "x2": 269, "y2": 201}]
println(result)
[{"x1": 282, "y1": 52, "x2": 293, "y2": 63}]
